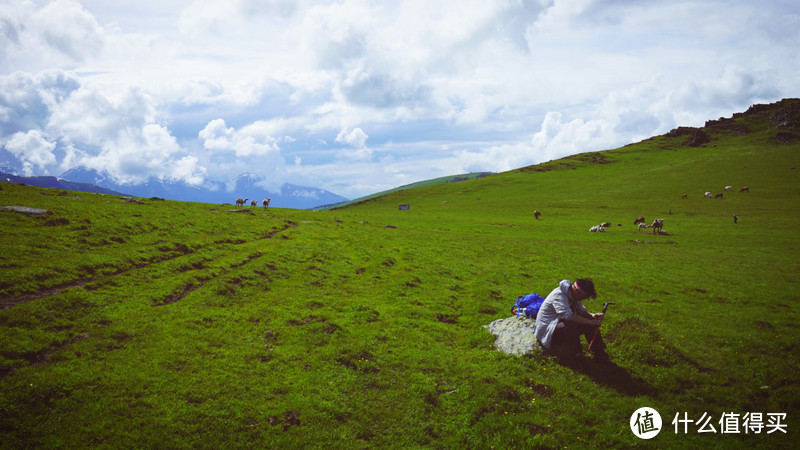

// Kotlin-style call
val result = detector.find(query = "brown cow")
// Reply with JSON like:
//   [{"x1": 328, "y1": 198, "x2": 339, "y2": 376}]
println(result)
[
  {"x1": 715, "y1": 193, "x2": 723, "y2": 199},
  {"x1": 634, "y1": 216, "x2": 646, "y2": 225},
  {"x1": 681, "y1": 193, "x2": 688, "y2": 199},
  {"x1": 534, "y1": 210, "x2": 541, "y2": 219},
  {"x1": 740, "y1": 186, "x2": 749, "y2": 192}
]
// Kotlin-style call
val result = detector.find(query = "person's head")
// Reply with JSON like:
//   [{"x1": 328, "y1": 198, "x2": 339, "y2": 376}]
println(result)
[{"x1": 572, "y1": 278, "x2": 597, "y2": 301}]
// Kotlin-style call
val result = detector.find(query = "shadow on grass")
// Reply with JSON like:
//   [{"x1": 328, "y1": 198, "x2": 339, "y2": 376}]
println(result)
[{"x1": 556, "y1": 353, "x2": 657, "y2": 397}]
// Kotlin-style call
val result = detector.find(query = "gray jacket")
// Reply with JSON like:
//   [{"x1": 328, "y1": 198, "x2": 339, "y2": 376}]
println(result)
[{"x1": 534, "y1": 280, "x2": 588, "y2": 349}]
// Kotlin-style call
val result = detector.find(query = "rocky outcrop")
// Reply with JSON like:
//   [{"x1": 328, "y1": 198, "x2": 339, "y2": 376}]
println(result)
[
  {"x1": 484, "y1": 316, "x2": 544, "y2": 356},
  {"x1": 665, "y1": 127, "x2": 711, "y2": 147}
]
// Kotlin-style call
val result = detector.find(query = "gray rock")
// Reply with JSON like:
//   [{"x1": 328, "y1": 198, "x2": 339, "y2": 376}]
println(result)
[
  {"x1": 484, "y1": 316, "x2": 544, "y2": 356},
  {"x1": 1, "y1": 206, "x2": 52, "y2": 216}
]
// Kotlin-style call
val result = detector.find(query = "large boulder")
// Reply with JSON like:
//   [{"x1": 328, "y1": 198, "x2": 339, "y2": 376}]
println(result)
[{"x1": 484, "y1": 316, "x2": 544, "y2": 356}]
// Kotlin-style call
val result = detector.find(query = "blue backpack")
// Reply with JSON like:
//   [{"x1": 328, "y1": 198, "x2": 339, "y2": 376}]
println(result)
[{"x1": 511, "y1": 293, "x2": 545, "y2": 319}]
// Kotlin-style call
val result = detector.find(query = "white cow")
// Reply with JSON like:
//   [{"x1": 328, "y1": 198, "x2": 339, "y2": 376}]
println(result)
[{"x1": 704, "y1": 192, "x2": 713, "y2": 199}]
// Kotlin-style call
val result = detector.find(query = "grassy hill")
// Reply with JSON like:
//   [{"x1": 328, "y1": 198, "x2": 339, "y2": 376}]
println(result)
[
  {"x1": 1, "y1": 99, "x2": 798, "y2": 448},
  {"x1": 316, "y1": 172, "x2": 494, "y2": 210}
]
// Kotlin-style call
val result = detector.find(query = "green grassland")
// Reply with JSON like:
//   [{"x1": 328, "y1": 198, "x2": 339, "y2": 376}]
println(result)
[
  {"x1": 316, "y1": 172, "x2": 494, "y2": 210},
  {"x1": 1, "y1": 102, "x2": 799, "y2": 448}
]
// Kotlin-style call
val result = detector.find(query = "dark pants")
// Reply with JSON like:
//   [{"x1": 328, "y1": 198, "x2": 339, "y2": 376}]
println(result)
[{"x1": 551, "y1": 320, "x2": 605, "y2": 354}]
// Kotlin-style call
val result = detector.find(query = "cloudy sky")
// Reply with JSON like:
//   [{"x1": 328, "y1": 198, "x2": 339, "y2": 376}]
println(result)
[{"x1": 1, "y1": 0, "x2": 798, "y2": 198}]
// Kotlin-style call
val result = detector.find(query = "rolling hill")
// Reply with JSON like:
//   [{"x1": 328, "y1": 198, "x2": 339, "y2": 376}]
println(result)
[
  {"x1": 1, "y1": 98, "x2": 798, "y2": 448},
  {"x1": 317, "y1": 171, "x2": 494, "y2": 210}
]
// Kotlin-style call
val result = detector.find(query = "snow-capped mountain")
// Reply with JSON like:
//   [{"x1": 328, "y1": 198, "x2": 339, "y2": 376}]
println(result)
[
  {"x1": 0, "y1": 170, "x2": 128, "y2": 196},
  {"x1": 54, "y1": 168, "x2": 347, "y2": 209}
]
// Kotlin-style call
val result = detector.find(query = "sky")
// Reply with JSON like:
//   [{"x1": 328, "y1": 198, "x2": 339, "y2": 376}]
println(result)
[{"x1": 1, "y1": 0, "x2": 799, "y2": 199}]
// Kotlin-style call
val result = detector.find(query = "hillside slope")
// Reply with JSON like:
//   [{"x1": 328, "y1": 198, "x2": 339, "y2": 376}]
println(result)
[
  {"x1": 339, "y1": 98, "x2": 800, "y2": 219},
  {"x1": 321, "y1": 172, "x2": 493, "y2": 210},
  {"x1": 1, "y1": 99, "x2": 798, "y2": 448}
]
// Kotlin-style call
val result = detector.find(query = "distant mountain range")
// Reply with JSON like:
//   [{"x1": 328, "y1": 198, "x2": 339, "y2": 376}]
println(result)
[
  {"x1": 0, "y1": 170, "x2": 128, "y2": 196},
  {"x1": 0, "y1": 167, "x2": 348, "y2": 210}
]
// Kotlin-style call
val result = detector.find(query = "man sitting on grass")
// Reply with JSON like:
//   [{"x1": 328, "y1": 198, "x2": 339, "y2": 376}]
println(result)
[{"x1": 534, "y1": 278, "x2": 610, "y2": 363}]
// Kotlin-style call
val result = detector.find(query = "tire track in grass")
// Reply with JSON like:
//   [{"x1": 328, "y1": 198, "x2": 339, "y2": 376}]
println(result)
[
  {"x1": 0, "y1": 332, "x2": 90, "y2": 380},
  {"x1": 0, "y1": 220, "x2": 300, "y2": 380},
  {"x1": 150, "y1": 220, "x2": 298, "y2": 306},
  {"x1": 0, "y1": 282, "x2": 86, "y2": 311},
  {"x1": 0, "y1": 243, "x2": 195, "y2": 310},
  {"x1": 0, "y1": 220, "x2": 298, "y2": 310}
]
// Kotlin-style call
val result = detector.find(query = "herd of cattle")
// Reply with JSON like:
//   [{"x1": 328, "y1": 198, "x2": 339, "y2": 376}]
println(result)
[{"x1": 534, "y1": 185, "x2": 750, "y2": 234}]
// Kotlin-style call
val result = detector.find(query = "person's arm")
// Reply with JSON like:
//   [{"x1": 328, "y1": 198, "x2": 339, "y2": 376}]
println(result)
[
  {"x1": 566, "y1": 313, "x2": 600, "y2": 327},
  {"x1": 575, "y1": 305, "x2": 604, "y2": 322}
]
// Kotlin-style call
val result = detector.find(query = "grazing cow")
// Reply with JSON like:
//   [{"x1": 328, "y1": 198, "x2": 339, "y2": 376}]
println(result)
[
  {"x1": 705, "y1": 192, "x2": 713, "y2": 199},
  {"x1": 600, "y1": 222, "x2": 611, "y2": 228},
  {"x1": 733, "y1": 214, "x2": 738, "y2": 224},
  {"x1": 263, "y1": 198, "x2": 271, "y2": 209},
  {"x1": 638, "y1": 223, "x2": 650, "y2": 232},
  {"x1": 724, "y1": 186, "x2": 733, "y2": 191},
  {"x1": 634, "y1": 216, "x2": 646, "y2": 225},
  {"x1": 590, "y1": 225, "x2": 605, "y2": 232},
  {"x1": 534, "y1": 210, "x2": 541, "y2": 219},
  {"x1": 682, "y1": 193, "x2": 688, "y2": 199},
  {"x1": 740, "y1": 186, "x2": 749, "y2": 192},
  {"x1": 651, "y1": 218, "x2": 664, "y2": 234},
  {"x1": 715, "y1": 193, "x2": 723, "y2": 199}
]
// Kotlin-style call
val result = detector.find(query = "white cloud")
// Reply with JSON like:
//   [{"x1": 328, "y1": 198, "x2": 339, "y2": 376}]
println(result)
[
  {"x1": 5, "y1": 130, "x2": 56, "y2": 175},
  {"x1": 198, "y1": 119, "x2": 280, "y2": 157},
  {"x1": 76, "y1": 122, "x2": 197, "y2": 184},
  {"x1": 36, "y1": 0, "x2": 104, "y2": 60},
  {"x1": 1, "y1": 0, "x2": 798, "y2": 199},
  {"x1": 0, "y1": 70, "x2": 81, "y2": 135},
  {"x1": 197, "y1": 118, "x2": 288, "y2": 191},
  {"x1": 179, "y1": 0, "x2": 298, "y2": 36},
  {"x1": 334, "y1": 127, "x2": 373, "y2": 161},
  {"x1": 48, "y1": 85, "x2": 151, "y2": 146},
  {"x1": 335, "y1": 127, "x2": 368, "y2": 148},
  {"x1": 0, "y1": 71, "x2": 209, "y2": 186},
  {"x1": 0, "y1": 0, "x2": 105, "y2": 71}
]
